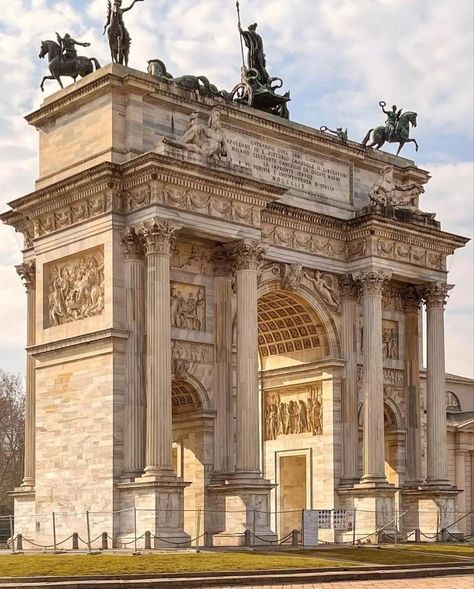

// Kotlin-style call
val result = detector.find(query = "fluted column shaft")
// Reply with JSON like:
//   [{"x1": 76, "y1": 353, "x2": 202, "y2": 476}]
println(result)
[
  {"x1": 340, "y1": 278, "x2": 359, "y2": 483},
  {"x1": 404, "y1": 287, "x2": 423, "y2": 485},
  {"x1": 228, "y1": 240, "x2": 265, "y2": 476},
  {"x1": 141, "y1": 220, "x2": 181, "y2": 478},
  {"x1": 122, "y1": 229, "x2": 146, "y2": 478},
  {"x1": 16, "y1": 262, "x2": 36, "y2": 489},
  {"x1": 212, "y1": 249, "x2": 234, "y2": 474},
  {"x1": 424, "y1": 282, "x2": 451, "y2": 485},
  {"x1": 353, "y1": 269, "x2": 391, "y2": 485}
]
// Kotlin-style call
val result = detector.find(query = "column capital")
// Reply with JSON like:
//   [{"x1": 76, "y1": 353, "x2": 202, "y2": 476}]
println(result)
[
  {"x1": 210, "y1": 245, "x2": 234, "y2": 277},
  {"x1": 352, "y1": 269, "x2": 392, "y2": 296},
  {"x1": 121, "y1": 227, "x2": 145, "y2": 260},
  {"x1": 403, "y1": 285, "x2": 423, "y2": 313},
  {"x1": 340, "y1": 275, "x2": 359, "y2": 299},
  {"x1": 16, "y1": 261, "x2": 36, "y2": 291},
  {"x1": 225, "y1": 239, "x2": 267, "y2": 272},
  {"x1": 140, "y1": 219, "x2": 182, "y2": 256},
  {"x1": 422, "y1": 281, "x2": 453, "y2": 309}
]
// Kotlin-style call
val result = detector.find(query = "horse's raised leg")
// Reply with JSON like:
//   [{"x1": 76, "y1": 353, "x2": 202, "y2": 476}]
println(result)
[
  {"x1": 40, "y1": 75, "x2": 56, "y2": 92},
  {"x1": 376, "y1": 140, "x2": 385, "y2": 151},
  {"x1": 405, "y1": 138, "x2": 419, "y2": 152}
]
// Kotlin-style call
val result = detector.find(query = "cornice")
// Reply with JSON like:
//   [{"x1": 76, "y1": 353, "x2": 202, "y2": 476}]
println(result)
[{"x1": 29, "y1": 329, "x2": 129, "y2": 358}]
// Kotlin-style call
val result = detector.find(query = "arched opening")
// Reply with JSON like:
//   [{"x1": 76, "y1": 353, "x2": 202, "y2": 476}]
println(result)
[
  {"x1": 171, "y1": 378, "x2": 213, "y2": 538},
  {"x1": 258, "y1": 288, "x2": 337, "y2": 539}
]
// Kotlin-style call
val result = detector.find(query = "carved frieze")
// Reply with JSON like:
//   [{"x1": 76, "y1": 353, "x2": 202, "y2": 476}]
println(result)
[
  {"x1": 171, "y1": 339, "x2": 213, "y2": 363},
  {"x1": 45, "y1": 247, "x2": 105, "y2": 327},
  {"x1": 172, "y1": 241, "x2": 213, "y2": 275},
  {"x1": 262, "y1": 224, "x2": 346, "y2": 260},
  {"x1": 170, "y1": 282, "x2": 206, "y2": 331},
  {"x1": 264, "y1": 385, "x2": 323, "y2": 441},
  {"x1": 357, "y1": 365, "x2": 405, "y2": 387}
]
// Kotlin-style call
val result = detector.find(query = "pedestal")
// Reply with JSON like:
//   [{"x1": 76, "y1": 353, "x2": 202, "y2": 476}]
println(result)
[
  {"x1": 208, "y1": 479, "x2": 276, "y2": 546},
  {"x1": 401, "y1": 487, "x2": 460, "y2": 540},
  {"x1": 118, "y1": 479, "x2": 190, "y2": 548},
  {"x1": 344, "y1": 484, "x2": 398, "y2": 543}
]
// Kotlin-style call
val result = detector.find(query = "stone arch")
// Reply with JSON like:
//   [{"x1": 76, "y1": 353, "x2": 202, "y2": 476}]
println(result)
[
  {"x1": 357, "y1": 397, "x2": 405, "y2": 430},
  {"x1": 171, "y1": 375, "x2": 212, "y2": 415},
  {"x1": 257, "y1": 278, "x2": 342, "y2": 359}
]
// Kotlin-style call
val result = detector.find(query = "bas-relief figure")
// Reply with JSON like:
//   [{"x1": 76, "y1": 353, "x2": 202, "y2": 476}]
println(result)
[
  {"x1": 382, "y1": 320, "x2": 399, "y2": 360},
  {"x1": 362, "y1": 101, "x2": 419, "y2": 156},
  {"x1": 306, "y1": 270, "x2": 341, "y2": 312},
  {"x1": 264, "y1": 386, "x2": 323, "y2": 441},
  {"x1": 164, "y1": 110, "x2": 231, "y2": 161},
  {"x1": 47, "y1": 249, "x2": 105, "y2": 327},
  {"x1": 170, "y1": 282, "x2": 206, "y2": 331}
]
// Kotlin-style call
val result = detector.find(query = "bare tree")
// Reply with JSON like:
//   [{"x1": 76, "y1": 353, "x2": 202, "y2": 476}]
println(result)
[{"x1": 0, "y1": 371, "x2": 25, "y2": 514}]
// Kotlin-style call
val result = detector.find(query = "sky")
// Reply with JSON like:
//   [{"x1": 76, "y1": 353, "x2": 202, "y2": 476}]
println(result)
[{"x1": 0, "y1": 0, "x2": 473, "y2": 377}]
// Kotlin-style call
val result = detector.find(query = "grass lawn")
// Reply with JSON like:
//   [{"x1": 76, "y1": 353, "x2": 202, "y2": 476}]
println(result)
[
  {"x1": 394, "y1": 544, "x2": 474, "y2": 559},
  {"x1": 277, "y1": 546, "x2": 472, "y2": 566},
  {"x1": 0, "y1": 552, "x2": 351, "y2": 578}
]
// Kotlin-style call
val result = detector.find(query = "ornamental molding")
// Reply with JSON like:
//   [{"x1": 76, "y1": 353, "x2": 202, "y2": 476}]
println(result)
[
  {"x1": 139, "y1": 219, "x2": 181, "y2": 256},
  {"x1": 224, "y1": 239, "x2": 267, "y2": 272},
  {"x1": 28, "y1": 328, "x2": 129, "y2": 358},
  {"x1": 352, "y1": 269, "x2": 392, "y2": 295},
  {"x1": 421, "y1": 281, "x2": 453, "y2": 308},
  {"x1": 16, "y1": 261, "x2": 36, "y2": 290},
  {"x1": 121, "y1": 227, "x2": 145, "y2": 260}
]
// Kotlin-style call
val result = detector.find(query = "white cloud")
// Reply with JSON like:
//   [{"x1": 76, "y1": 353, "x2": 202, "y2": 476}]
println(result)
[{"x1": 0, "y1": 0, "x2": 472, "y2": 377}]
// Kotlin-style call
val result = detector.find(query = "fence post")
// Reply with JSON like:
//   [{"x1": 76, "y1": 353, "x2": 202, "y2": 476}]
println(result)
[
  {"x1": 291, "y1": 529, "x2": 299, "y2": 546},
  {"x1": 52, "y1": 512, "x2": 57, "y2": 553},
  {"x1": 394, "y1": 509, "x2": 398, "y2": 545},
  {"x1": 352, "y1": 508, "x2": 357, "y2": 545},
  {"x1": 195, "y1": 509, "x2": 201, "y2": 553},
  {"x1": 16, "y1": 534, "x2": 23, "y2": 551},
  {"x1": 101, "y1": 532, "x2": 108, "y2": 550},
  {"x1": 144, "y1": 530, "x2": 151, "y2": 550},
  {"x1": 133, "y1": 506, "x2": 138, "y2": 554},
  {"x1": 9, "y1": 515, "x2": 15, "y2": 554},
  {"x1": 86, "y1": 510, "x2": 92, "y2": 553},
  {"x1": 72, "y1": 532, "x2": 79, "y2": 550},
  {"x1": 244, "y1": 529, "x2": 251, "y2": 547},
  {"x1": 301, "y1": 509, "x2": 305, "y2": 547},
  {"x1": 252, "y1": 509, "x2": 256, "y2": 550}
]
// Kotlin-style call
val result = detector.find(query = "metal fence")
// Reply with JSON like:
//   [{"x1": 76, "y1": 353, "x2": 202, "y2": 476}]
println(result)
[{"x1": 1, "y1": 508, "x2": 473, "y2": 554}]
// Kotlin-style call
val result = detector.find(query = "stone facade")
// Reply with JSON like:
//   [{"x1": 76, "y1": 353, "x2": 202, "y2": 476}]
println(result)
[{"x1": 2, "y1": 64, "x2": 473, "y2": 546}]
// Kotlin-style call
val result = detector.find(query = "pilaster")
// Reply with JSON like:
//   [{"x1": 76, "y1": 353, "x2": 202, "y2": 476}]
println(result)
[{"x1": 16, "y1": 261, "x2": 36, "y2": 490}]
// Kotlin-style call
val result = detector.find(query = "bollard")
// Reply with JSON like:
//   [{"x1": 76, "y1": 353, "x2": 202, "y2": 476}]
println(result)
[
  {"x1": 16, "y1": 533, "x2": 23, "y2": 551},
  {"x1": 204, "y1": 531, "x2": 213, "y2": 548},
  {"x1": 440, "y1": 528, "x2": 448, "y2": 542},
  {"x1": 8, "y1": 515, "x2": 15, "y2": 555},
  {"x1": 244, "y1": 529, "x2": 251, "y2": 547},
  {"x1": 291, "y1": 529, "x2": 299, "y2": 546},
  {"x1": 414, "y1": 528, "x2": 421, "y2": 543},
  {"x1": 72, "y1": 532, "x2": 79, "y2": 550},
  {"x1": 144, "y1": 531, "x2": 152, "y2": 550},
  {"x1": 101, "y1": 532, "x2": 108, "y2": 550}
]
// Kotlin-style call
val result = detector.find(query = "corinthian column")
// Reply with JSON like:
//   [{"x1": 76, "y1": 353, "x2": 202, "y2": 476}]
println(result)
[
  {"x1": 212, "y1": 247, "x2": 234, "y2": 476},
  {"x1": 228, "y1": 240, "x2": 266, "y2": 477},
  {"x1": 423, "y1": 281, "x2": 451, "y2": 486},
  {"x1": 353, "y1": 268, "x2": 392, "y2": 485},
  {"x1": 16, "y1": 262, "x2": 36, "y2": 489},
  {"x1": 340, "y1": 276, "x2": 359, "y2": 485},
  {"x1": 404, "y1": 286, "x2": 423, "y2": 485},
  {"x1": 141, "y1": 219, "x2": 181, "y2": 479},
  {"x1": 121, "y1": 228, "x2": 146, "y2": 479}
]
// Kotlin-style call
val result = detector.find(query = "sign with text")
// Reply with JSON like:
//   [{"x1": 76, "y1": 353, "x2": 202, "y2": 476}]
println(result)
[
  {"x1": 227, "y1": 133, "x2": 352, "y2": 205},
  {"x1": 302, "y1": 509, "x2": 319, "y2": 546}
]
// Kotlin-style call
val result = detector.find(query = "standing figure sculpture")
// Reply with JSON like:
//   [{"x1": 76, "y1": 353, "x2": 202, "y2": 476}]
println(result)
[
  {"x1": 103, "y1": 0, "x2": 144, "y2": 67},
  {"x1": 362, "y1": 100, "x2": 419, "y2": 156},
  {"x1": 39, "y1": 35, "x2": 101, "y2": 91},
  {"x1": 239, "y1": 22, "x2": 271, "y2": 86}
]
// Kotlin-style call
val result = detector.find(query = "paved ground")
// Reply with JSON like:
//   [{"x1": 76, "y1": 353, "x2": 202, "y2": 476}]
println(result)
[{"x1": 200, "y1": 577, "x2": 473, "y2": 589}]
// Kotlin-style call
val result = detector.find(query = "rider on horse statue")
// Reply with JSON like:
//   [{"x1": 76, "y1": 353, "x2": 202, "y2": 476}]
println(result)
[
  {"x1": 380, "y1": 101, "x2": 402, "y2": 142},
  {"x1": 56, "y1": 33, "x2": 90, "y2": 65},
  {"x1": 103, "y1": 0, "x2": 144, "y2": 63}
]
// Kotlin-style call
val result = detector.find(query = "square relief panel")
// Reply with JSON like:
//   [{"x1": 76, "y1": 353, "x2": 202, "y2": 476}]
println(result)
[
  {"x1": 382, "y1": 319, "x2": 399, "y2": 360},
  {"x1": 44, "y1": 246, "x2": 105, "y2": 328},
  {"x1": 264, "y1": 384, "x2": 323, "y2": 441},
  {"x1": 170, "y1": 282, "x2": 206, "y2": 332}
]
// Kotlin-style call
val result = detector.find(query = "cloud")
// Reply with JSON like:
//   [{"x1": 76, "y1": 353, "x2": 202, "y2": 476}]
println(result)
[{"x1": 0, "y1": 0, "x2": 472, "y2": 378}]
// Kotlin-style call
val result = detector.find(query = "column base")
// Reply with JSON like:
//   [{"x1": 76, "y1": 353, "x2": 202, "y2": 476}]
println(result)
[
  {"x1": 9, "y1": 488, "x2": 36, "y2": 544},
  {"x1": 118, "y1": 477, "x2": 191, "y2": 548},
  {"x1": 208, "y1": 476, "x2": 276, "y2": 546},
  {"x1": 339, "y1": 484, "x2": 398, "y2": 543},
  {"x1": 401, "y1": 485, "x2": 460, "y2": 541}
]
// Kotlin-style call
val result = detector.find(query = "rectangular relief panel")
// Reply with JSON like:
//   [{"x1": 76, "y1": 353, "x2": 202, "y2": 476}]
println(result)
[
  {"x1": 44, "y1": 246, "x2": 105, "y2": 328},
  {"x1": 264, "y1": 384, "x2": 323, "y2": 441},
  {"x1": 382, "y1": 319, "x2": 399, "y2": 360},
  {"x1": 170, "y1": 282, "x2": 206, "y2": 332}
]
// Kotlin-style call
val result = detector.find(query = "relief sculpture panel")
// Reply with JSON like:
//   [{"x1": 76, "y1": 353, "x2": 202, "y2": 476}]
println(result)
[
  {"x1": 45, "y1": 247, "x2": 105, "y2": 327},
  {"x1": 264, "y1": 385, "x2": 323, "y2": 441},
  {"x1": 382, "y1": 320, "x2": 399, "y2": 360},
  {"x1": 170, "y1": 282, "x2": 206, "y2": 331}
]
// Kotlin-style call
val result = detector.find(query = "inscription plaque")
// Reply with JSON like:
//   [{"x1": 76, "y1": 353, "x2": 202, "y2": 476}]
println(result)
[{"x1": 227, "y1": 133, "x2": 352, "y2": 204}]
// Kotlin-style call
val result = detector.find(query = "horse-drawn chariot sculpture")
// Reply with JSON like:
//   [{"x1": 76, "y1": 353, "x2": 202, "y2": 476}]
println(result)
[{"x1": 231, "y1": 3, "x2": 290, "y2": 119}]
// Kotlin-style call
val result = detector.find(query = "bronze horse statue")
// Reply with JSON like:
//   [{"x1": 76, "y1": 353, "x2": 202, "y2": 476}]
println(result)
[
  {"x1": 362, "y1": 111, "x2": 419, "y2": 156},
  {"x1": 39, "y1": 40, "x2": 101, "y2": 92}
]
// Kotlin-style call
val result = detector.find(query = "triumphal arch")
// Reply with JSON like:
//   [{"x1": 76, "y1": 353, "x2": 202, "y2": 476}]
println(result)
[{"x1": 2, "y1": 60, "x2": 469, "y2": 545}]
